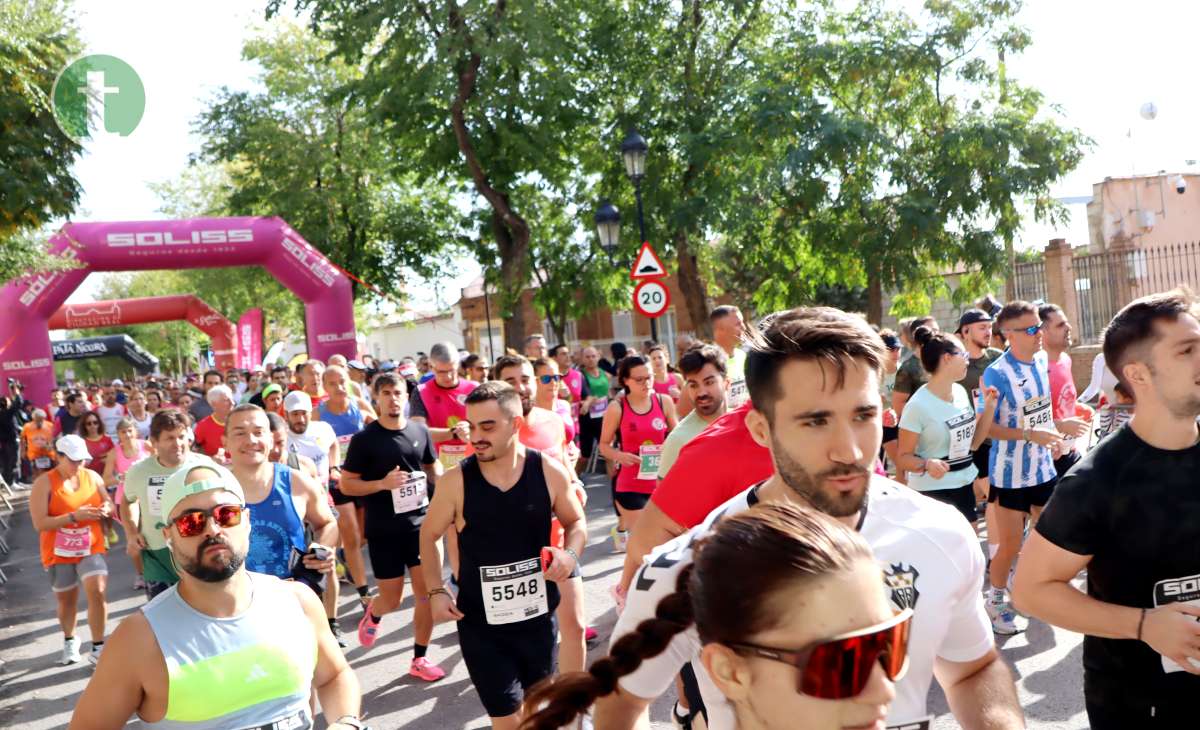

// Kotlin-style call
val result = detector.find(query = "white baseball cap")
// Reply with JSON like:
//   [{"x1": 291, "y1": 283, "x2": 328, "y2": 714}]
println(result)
[
  {"x1": 111, "y1": 378, "x2": 124, "y2": 387},
  {"x1": 56, "y1": 434, "x2": 91, "y2": 463},
  {"x1": 283, "y1": 390, "x2": 313, "y2": 413}
]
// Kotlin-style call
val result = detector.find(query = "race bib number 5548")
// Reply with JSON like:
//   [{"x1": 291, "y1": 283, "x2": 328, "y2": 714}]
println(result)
[{"x1": 480, "y1": 558, "x2": 548, "y2": 625}]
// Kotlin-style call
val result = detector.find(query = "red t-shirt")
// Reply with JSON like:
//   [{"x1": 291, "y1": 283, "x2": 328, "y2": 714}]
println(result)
[
  {"x1": 193, "y1": 415, "x2": 226, "y2": 457},
  {"x1": 651, "y1": 401, "x2": 774, "y2": 529},
  {"x1": 83, "y1": 435, "x2": 114, "y2": 464}
]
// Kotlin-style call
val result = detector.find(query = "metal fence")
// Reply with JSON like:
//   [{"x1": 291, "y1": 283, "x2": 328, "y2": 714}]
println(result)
[
  {"x1": 1013, "y1": 259, "x2": 1048, "y2": 304},
  {"x1": 1072, "y1": 242, "x2": 1200, "y2": 343}
]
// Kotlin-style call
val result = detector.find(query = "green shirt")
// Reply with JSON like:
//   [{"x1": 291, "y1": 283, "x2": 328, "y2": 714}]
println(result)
[
  {"x1": 960, "y1": 347, "x2": 1004, "y2": 397},
  {"x1": 657, "y1": 410, "x2": 716, "y2": 481},
  {"x1": 123, "y1": 452, "x2": 215, "y2": 584},
  {"x1": 893, "y1": 353, "x2": 928, "y2": 397}
]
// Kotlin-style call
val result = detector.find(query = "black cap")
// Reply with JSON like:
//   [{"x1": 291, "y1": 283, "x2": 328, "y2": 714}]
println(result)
[
  {"x1": 957, "y1": 308, "x2": 993, "y2": 331},
  {"x1": 880, "y1": 333, "x2": 901, "y2": 350}
]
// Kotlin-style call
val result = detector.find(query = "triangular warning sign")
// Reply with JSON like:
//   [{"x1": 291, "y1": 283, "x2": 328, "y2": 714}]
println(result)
[{"x1": 630, "y1": 242, "x2": 667, "y2": 280}]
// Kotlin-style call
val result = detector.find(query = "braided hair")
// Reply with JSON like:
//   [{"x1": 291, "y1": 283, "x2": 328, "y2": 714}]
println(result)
[{"x1": 518, "y1": 503, "x2": 873, "y2": 729}]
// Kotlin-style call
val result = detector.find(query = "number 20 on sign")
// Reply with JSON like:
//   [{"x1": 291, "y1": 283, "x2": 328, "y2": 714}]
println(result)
[{"x1": 633, "y1": 279, "x2": 670, "y2": 318}]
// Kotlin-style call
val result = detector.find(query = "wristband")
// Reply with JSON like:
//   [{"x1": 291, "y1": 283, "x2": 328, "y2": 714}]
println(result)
[
  {"x1": 564, "y1": 547, "x2": 580, "y2": 565},
  {"x1": 1137, "y1": 608, "x2": 1147, "y2": 641},
  {"x1": 427, "y1": 587, "x2": 450, "y2": 599},
  {"x1": 332, "y1": 716, "x2": 365, "y2": 730}
]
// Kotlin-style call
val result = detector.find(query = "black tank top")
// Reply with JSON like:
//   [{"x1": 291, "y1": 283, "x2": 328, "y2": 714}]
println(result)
[{"x1": 457, "y1": 449, "x2": 560, "y2": 629}]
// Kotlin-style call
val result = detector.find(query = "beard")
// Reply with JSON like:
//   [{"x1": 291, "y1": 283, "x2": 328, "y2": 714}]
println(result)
[
  {"x1": 177, "y1": 536, "x2": 244, "y2": 583},
  {"x1": 693, "y1": 394, "x2": 722, "y2": 417},
  {"x1": 771, "y1": 432, "x2": 870, "y2": 518}
]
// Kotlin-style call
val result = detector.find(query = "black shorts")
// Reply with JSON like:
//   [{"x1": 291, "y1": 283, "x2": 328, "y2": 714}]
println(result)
[
  {"x1": 579, "y1": 417, "x2": 603, "y2": 459},
  {"x1": 972, "y1": 441, "x2": 991, "y2": 479},
  {"x1": 988, "y1": 479, "x2": 1056, "y2": 512},
  {"x1": 458, "y1": 616, "x2": 558, "y2": 717},
  {"x1": 922, "y1": 483, "x2": 977, "y2": 524},
  {"x1": 365, "y1": 526, "x2": 421, "y2": 580},
  {"x1": 329, "y1": 485, "x2": 359, "y2": 507},
  {"x1": 881, "y1": 425, "x2": 899, "y2": 444},
  {"x1": 1054, "y1": 449, "x2": 1082, "y2": 477},
  {"x1": 614, "y1": 490, "x2": 652, "y2": 511}
]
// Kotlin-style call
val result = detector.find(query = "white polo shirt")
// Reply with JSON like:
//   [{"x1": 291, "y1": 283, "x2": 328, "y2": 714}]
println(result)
[
  {"x1": 286, "y1": 420, "x2": 337, "y2": 483},
  {"x1": 613, "y1": 476, "x2": 993, "y2": 729}
]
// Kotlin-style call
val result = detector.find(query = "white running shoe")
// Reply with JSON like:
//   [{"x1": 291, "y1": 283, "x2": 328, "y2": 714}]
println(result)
[
  {"x1": 87, "y1": 643, "x2": 103, "y2": 665},
  {"x1": 986, "y1": 600, "x2": 1023, "y2": 635},
  {"x1": 610, "y1": 526, "x2": 628, "y2": 553},
  {"x1": 60, "y1": 637, "x2": 81, "y2": 665}
]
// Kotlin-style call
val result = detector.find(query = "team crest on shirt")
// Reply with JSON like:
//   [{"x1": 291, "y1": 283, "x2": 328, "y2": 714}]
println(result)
[
  {"x1": 651, "y1": 417, "x2": 667, "y2": 431},
  {"x1": 884, "y1": 563, "x2": 920, "y2": 610}
]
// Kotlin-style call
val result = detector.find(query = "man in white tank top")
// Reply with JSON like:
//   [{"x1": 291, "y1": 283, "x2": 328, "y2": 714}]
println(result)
[{"x1": 68, "y1": 462, "x2": 364, "y2": 730}]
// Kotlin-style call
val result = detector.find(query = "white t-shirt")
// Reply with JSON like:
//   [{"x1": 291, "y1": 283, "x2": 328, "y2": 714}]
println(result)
[
  {"x1": 613, "y1": 477, "x2": 993, "y2": 729},
  {"x1": 286, "y1": 421, "x2": 337, "y2": 483},
  {"x1": 897, "y1": 383, "x2": 978, "y2": 492},
  {"x1": 96, "y1": 403, "x2": 126, "y2": 435}
]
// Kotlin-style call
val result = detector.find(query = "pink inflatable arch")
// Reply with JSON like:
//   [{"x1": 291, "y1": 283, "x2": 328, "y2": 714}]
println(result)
[{"x1": 0, "y1": 217, "x2": 356, "y2": 405}]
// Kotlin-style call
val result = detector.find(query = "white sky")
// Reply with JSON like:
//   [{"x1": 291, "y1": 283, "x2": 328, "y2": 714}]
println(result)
[{"x1": 60, "y1": 0, "x2": 1199, "y2": 306}]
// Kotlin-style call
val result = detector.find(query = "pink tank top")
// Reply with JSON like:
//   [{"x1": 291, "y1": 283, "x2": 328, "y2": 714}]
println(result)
[
  {"x1": 652, "y1": 375, "x2": 681, "y2": 401},
  {"x1": 519, "y1": 407, "x2": 567, "y2": 464},
  {"x1": 616, "y1": 394, "x2": 670, "y2": 494},
  {"x1": 114, "y1": 440, "x2": 152, "y2": 477},
  {"x1": 419, "y1": 379, "x2": 478, "y2": 467}
]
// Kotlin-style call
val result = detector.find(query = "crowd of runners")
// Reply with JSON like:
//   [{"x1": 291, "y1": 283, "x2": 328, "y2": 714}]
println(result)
[{"x1": 4, "y1": 288, "x2": 1199, "y2": 729}]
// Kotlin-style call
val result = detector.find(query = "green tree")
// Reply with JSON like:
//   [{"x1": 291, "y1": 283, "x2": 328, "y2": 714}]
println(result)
[
  {"x1": 276, "y1": 0, "x2": 607, "y2": 349},
  {"x1": 0, "y1": 0, "x2": 83, "y2": 281},
  {"x1": 193, "y1": 20, "x2": 467, "y2": 303},
  {"x1": 755, "y1": 0, "x2": 1086, "y2": 322}
]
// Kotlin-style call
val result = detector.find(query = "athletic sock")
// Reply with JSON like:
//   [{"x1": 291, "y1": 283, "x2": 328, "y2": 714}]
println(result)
[
  {"x1": 989, "y1": 587, "x2": 1007, "y2": 604},
  {"x1": 92, "y1": 640, "x2": 104, "y2": 648},
  {"x1": 414, "y1": 643, "x2": 428, "y2": 659},
  {"x1": 369, "y1": 612, "x2": 382, "y2": 624},
  {"x1": 356, "y1": 585, "x2": 369, "y2": 598},
  {"x1": 64, "y1": 635, "x2": 74, "y2": 642},
  {"x1": 327, "y1": 618, "x2": 338, "y2": 631}
]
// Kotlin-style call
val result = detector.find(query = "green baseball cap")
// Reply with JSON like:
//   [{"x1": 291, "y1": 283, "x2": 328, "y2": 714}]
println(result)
[{"x1": 156, "y1": 462, "x2": 246, "y2": 529}]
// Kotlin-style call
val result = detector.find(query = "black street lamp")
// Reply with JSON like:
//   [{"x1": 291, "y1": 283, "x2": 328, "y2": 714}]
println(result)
[
  {"x1": 618, "y1": 129, "x2": 657, "y2": 342},
  {"x1": 594, "y1": 201, "x2": 621, "y2": 266}
]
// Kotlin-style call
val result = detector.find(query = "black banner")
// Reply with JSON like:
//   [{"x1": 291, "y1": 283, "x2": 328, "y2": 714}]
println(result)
[{"x1": 51, "y1": 335, "x2": 159, "y2": 374}]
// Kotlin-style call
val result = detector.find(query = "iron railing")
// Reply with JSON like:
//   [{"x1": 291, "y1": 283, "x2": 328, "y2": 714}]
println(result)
[
  {"x1": 1072, "y1": 242, "x2": 1200, "y2": 343},
  {"x1": 1013, "y1": 259, "x2": 1048, "y2": 304}
]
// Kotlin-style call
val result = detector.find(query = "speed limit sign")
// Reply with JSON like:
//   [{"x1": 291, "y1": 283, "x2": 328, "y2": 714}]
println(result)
[{"x1": 633, "y1": 279, "x2": 670, "y2": 318}]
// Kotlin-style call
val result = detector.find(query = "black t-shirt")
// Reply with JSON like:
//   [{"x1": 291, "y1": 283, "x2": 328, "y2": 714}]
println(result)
[
  {"x1": 1036, "y1": 424, "x2": 1200, "y2": 702},
  {"x1": 342, "y1": 419, "x2": 436, "y2": 533}
]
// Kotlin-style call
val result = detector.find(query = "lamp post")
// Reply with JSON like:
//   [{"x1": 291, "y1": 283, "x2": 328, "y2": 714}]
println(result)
[{"x1": 620, "y1": 129, "x2": 657, "y2": 342}]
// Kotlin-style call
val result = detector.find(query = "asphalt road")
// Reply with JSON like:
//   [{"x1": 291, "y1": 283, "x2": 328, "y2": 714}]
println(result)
[{"x1": 0, "y1": 475, "x2": 1088, "y2": 729}]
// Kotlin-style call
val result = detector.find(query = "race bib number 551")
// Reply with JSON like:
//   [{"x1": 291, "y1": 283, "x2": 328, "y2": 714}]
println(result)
[{"x1": 391, "y1": 472, "x2": 429, "y2": 514}]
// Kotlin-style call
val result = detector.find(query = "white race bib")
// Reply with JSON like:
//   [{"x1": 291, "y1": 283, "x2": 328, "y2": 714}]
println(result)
[
  {"x1": 1021, "y1": 395, "x2": 1053, "y2": 431},
  {"x1": 480, "y1": 557, "x2": 548, "y2": 625},
  {"x1": 34, "y1": 457, "x2": 51, "y2": 470},
  {"x1": 728, "y1": 378, "x2": 748, "y2": 408},
  {"x1": 946, "y1": 411, "x2": 975, "y2": 462},
  {"x1": 887, "y1": 717, "x2": 933, "y2": 730},
  {"x1": 1153, "y1": 573, "x2": 1200, "y2": 673},
  {"x1": 147, "y1": 476, "x2": 168, "y2": 519},
  {"x1": 438, "y1": 443, "x2": 468, "y2": 471},
  {"x1": 637, "y1": 444, "x2": 663, "y2": 480},
  {"x1": 336, "y1": 434, "x2": 353, "y2": 463},
  {"x1": 588, "y1": 397, "x2": 609, "y2": 419},
  {"x1": 390, "y1": 472, "x2": 429, "y2": 514},
  {"x1": 53, "y1": 526, "x2": 92, "y2": 558}
]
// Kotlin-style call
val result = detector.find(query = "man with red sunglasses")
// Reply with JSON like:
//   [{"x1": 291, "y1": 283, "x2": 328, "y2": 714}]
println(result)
[
  {"x1": 600, "y1": 308, "x2": 1022, "y2": 730},
  {"x1": 70, "y1": 462, "x2": 365, "y2": 730}
]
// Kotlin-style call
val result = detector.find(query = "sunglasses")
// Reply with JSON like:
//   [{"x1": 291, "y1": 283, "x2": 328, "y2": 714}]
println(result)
[
  {"x1": 1004, "y1": 323, "x2": 1042, "y2": 336},
  {"x1": 170, "y1": 504, "x2": 245, "y2": 538},
  {"x1": 538, "y1": 374, "x2": 562, "y2": 384},
  {"x1": 728, "y1": 608, "x2": 912, "y2": 700}
]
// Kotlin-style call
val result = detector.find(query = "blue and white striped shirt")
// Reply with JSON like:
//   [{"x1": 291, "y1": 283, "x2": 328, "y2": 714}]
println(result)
[{"x1": 982, "y1": 350, "x2": 1057, "y2": 489}]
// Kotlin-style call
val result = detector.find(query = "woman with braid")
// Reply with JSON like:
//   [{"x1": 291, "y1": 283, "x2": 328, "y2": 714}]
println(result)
[{"x1": 519, "y1": 502, "x2": 912, "y2": 730}]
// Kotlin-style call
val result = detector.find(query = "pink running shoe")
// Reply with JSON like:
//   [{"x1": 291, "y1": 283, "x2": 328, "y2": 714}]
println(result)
[
  {"x1": 409, "y1": 657, "x2": 446, "y2": 682},
  {"x1": 357, "y1": 610, "x2": 381, "y2": 649},
  {"x1": 585, "y1": 626, "x2": 599, "y2": 642}
]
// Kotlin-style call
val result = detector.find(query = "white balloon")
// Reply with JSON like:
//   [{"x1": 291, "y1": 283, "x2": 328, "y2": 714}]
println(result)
[{"x1": 1140, "y1": 102, "x2": 1158, "y2": 120}]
